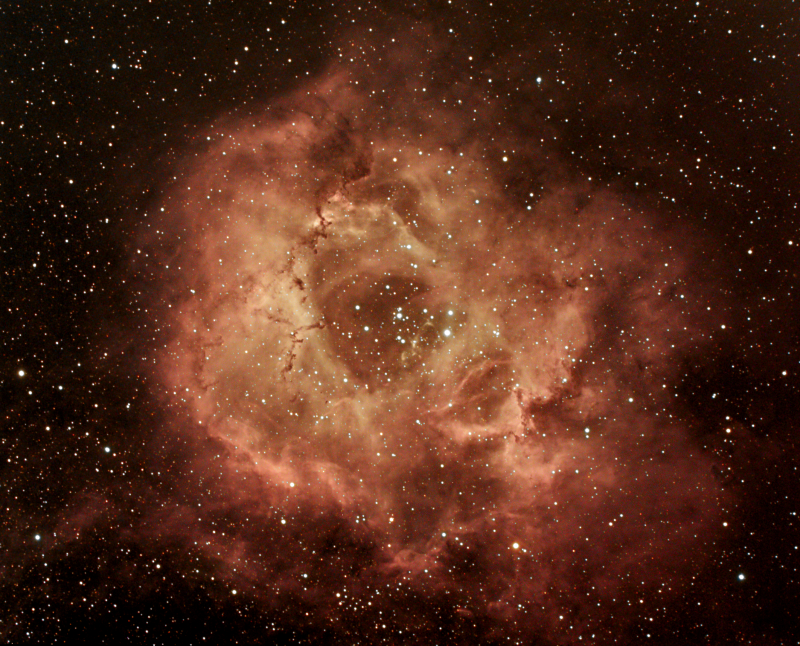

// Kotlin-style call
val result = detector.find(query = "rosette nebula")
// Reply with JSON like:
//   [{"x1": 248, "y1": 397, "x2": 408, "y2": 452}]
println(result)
[{"x1": 134, "y1": 69, "x2": 732, "y2": 643}]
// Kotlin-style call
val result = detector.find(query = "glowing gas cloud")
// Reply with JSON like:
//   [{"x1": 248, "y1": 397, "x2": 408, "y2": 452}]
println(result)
[{"x1": 137, "y1": 57, "x2": 732, "y2": 642}]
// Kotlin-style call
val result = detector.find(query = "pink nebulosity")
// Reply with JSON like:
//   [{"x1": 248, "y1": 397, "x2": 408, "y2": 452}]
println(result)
[{"x1": 135, "y1": 59, "x2": 733, "y2": 641}]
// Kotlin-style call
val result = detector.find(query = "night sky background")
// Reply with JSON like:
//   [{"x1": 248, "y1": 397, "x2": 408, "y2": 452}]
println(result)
[{"x1": 3, "y1": 1, "x2": 800, "y2": 644}]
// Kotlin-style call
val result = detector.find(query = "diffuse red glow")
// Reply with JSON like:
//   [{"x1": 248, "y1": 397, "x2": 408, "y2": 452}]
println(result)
[{"x1": 139, "y1": 68, "x2": 731, "y2": 640}]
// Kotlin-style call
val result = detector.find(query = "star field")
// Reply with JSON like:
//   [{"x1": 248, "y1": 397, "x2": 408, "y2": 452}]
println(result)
[{"x1": 2, "y1": 1, "x2": 800, "y2": 644}]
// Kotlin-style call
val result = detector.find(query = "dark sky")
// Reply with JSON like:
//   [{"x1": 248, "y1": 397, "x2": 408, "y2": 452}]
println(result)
[{"x1": 3, "y1": 2, "x2": 799, "y2": 644}]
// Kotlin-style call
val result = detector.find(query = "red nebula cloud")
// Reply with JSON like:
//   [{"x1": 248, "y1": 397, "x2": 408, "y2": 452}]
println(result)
[{"x1": 134, "y1": 65, "x2": 733, "y2": 642}]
